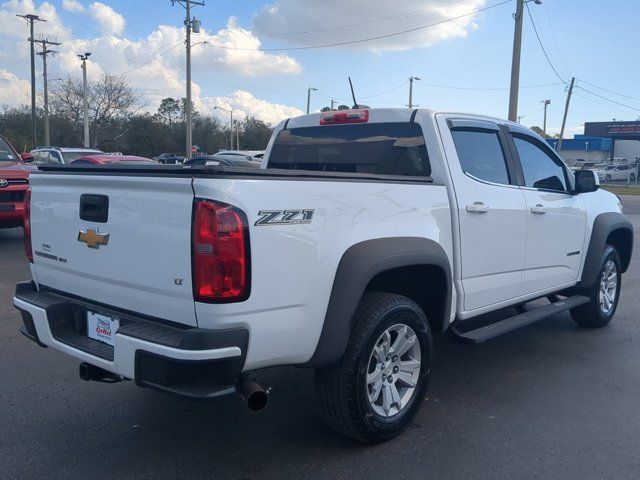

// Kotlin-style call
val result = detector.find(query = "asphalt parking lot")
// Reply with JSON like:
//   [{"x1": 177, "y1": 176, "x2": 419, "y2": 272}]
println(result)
[{"x1": 2, "y1": 197, "x2": 640, "y2": 480}]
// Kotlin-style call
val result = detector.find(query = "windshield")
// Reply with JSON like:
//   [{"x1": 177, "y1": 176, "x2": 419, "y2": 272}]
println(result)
[
  {"x1": 268, "y1": 122, "x2": 431, "y2": 176},
  {"x1": 62, "y1": 150, "x2": 102, "y2": 162},
  {"x1": 0, "y1": 137, "x2": 18, "y2": 162}
]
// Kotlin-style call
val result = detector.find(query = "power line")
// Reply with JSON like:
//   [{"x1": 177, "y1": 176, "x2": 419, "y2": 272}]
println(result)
[
  {"x1": 415, "y1": 80, "x2": 562, "y2": 91},
  {"x1": 524, "y1": 1, "x2": 567, "y2": 84},
  {"x1": 112, "y1": 40, "x2": 184, "y2": 76},
  {"x1": 578, "y1": 79, "x2": 640, "y2": 102},
  {"x1": 543, "y1": 2, "x2": 571, "y2": 78},
  {"x1": 573, "y1": 92, "x2": 640, "y2": 118},
  {"x1": 576, "y1": 84, "x2": 640, "y2": 113},
  {"x1": 202, "y1": 0, "x2": 513, "y2": 52},
  {"x1": 253, "y1": 0, "x2": 478, "y2": 37}
]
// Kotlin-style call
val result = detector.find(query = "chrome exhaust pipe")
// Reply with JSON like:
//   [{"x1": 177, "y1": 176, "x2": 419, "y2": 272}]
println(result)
[{"x1": 236, "y1": 377, "x2": 269, "y2": 411}]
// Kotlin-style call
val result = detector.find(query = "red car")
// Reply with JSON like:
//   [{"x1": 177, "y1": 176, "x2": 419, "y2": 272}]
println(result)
[
  {"x1": 0, "y1": 135, "x2": 35, "y2": 228},
  {"x1": 71, "y1": 155, "x2": 158, "y2": 166}
]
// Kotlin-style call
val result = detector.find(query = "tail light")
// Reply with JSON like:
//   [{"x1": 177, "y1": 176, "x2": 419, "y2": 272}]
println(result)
[
  {"x1": 192, "y1": 199, "x2": 250, "y2": 303},
  {"x1": 320, "y1": 109, "x2": 369, "y2": 125},
  {"x1": 24, "y1": 188, "x2": 33, "y2": 263}
]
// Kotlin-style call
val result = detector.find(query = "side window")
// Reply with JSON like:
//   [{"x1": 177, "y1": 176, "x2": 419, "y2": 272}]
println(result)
[
  {"x1": 513, "y1": 135, "x2": 568, "y2": 192},
  {"x1": 451, "y1": 129, "x2": 510, "y2": 185}
]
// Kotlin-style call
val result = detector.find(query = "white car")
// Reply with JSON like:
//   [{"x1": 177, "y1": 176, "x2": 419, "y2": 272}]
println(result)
[
  {"x1": 598, "y1": 164, "x2": 637, "y2": 182},
  {"x1": 15, "y1": 108, "x2": 633, "y2": 443},
  {"x1": 30, "y1": 147, "x2": 103, "y2": 165}
]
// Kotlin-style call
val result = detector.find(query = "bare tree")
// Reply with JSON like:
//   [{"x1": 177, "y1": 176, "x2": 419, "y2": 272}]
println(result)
[{"x1": 51, "y1": 74, "x2": 138, "y2": 146}]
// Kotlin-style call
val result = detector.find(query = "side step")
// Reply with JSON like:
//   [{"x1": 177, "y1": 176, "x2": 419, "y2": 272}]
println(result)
[{"x1": 451, "y1": 295, "x2": 590, "y2": 344}]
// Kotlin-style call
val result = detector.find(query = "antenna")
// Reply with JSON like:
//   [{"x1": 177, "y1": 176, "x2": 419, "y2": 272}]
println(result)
[{"x1": 348, "y1": 77, "x2": 358, "y2": 109}]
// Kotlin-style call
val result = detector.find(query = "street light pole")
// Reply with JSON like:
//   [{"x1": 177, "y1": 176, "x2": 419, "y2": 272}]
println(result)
[
  {"x1": 306, "y1": 87, "x2": 317, "y2": 114},
  {"x1": 17, "y1": 13, "x2": 45, "y2": 148},
  {"x1": 508, "y1": 0, "x2": 542, "y2": 122},
  {"x1": 408, "y1": 76, "x2": 420, "y2": 108},
  {"x1": 542, "y1": 99, "x2": 551, "y2": 136},
  {"x1": 78, "y1": 52, "x2": 91, "y2": 147}
]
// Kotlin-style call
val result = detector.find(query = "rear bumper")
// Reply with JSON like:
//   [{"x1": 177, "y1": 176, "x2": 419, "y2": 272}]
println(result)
[{"x1": 13, "y1": 282, "x2": 248, "y2": 398}]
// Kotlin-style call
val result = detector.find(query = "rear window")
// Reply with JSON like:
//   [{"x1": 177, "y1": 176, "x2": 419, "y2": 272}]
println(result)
[
  {"x1": 62, "y1": 150, "x2": 101, "y2": 162},
  {"x1": 268, "y1": 122, "x2": 431, "y2": 176}
]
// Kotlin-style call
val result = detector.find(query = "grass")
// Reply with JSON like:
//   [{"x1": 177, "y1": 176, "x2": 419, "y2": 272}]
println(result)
[{"x1": 601, "y1": 184, "x2": 640, "y2": 196}]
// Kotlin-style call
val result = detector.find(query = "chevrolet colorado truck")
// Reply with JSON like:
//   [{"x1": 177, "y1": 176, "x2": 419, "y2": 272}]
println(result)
[{"x1": 14, "y1": 108, "x2": 633, "y2": 443}]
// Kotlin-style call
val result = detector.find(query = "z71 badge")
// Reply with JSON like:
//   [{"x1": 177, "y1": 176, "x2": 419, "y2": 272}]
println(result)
[{"x1": 255, "y1": 209, "x2": 315, "y2": 226}]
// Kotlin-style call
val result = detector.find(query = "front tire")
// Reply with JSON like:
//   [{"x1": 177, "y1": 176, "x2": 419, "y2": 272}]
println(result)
[
  {"x1": 315, "y1": 292, "x2": 432, "y2": 444},
  {"x1": 571, "y1": 245, "x2": 621, "y2": 327}
]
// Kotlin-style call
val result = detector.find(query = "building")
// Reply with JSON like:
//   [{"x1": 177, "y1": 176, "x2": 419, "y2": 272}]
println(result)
[{"x1": 546, "y1": 121, "x2": 640, "y2": 164}]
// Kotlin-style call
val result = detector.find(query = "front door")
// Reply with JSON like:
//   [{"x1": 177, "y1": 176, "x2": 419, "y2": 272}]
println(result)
[{"x1": 509, "y1": 131, "x2": 587, "y2": 294}]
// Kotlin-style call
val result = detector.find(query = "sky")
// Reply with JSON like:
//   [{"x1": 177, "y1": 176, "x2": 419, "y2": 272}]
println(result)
[{"x1": 0, "y1": 0, "x2": 639, "y2": 135}]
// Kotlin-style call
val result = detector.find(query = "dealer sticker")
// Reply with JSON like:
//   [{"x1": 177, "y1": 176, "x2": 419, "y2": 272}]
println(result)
[{"x1": 87, "y1": 311, "x2": 119, "y2": 346}]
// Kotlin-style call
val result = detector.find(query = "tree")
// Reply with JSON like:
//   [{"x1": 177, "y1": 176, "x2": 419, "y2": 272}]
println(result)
[
  {"x1": 530, "y1": 126, "x2": 549, "y2": 138},
  {"x1": 50, "y1": 74, "x2": 138, "y2": 146},
  {"x1": 337, "y1": 104, "x2": 350, "y2": 110},
  {"x1": 156, "y1": 98, "x2": 181, "y2": 127}
]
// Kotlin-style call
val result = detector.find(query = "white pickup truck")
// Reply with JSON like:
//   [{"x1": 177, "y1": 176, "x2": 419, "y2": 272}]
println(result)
[{"x1": 14, "y1": 108, "x2": 633, "y2": 443}]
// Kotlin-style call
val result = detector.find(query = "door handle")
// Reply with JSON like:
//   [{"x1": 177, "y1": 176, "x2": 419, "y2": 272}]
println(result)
[
  {"x1": 530, "y1": 204, "x2": 547, "y2": 214},
  {"x1": 466, "y1": 202, "x2": 489, "y2": 214}
]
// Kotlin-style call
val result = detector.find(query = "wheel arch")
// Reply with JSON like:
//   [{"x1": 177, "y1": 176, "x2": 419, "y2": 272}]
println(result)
[
  {"x1": 305, "y1": 237, "x2": 452, "y2": 367},
  {"x1": 578, "y1": 212, "x2": 633, "y2": 289}
]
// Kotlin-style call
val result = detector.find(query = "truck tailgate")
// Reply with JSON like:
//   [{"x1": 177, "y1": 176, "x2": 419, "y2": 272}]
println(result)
[{"x1": 29, "y1": 173, "x2": 197, "y2": 326}]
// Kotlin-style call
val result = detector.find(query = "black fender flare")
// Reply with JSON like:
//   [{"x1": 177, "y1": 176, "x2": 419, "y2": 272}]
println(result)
[
  {"x1": 578, "y1": 212, "x2": 633, "y2": 289},
  {"x1": 305, "y1": 237, "x2": 452, "y2": 367}
]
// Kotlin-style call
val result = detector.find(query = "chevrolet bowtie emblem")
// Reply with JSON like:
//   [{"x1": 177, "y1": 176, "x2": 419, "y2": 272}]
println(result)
[{"x1": 78, "y1": 228, "x2": 110, "y2": 249}]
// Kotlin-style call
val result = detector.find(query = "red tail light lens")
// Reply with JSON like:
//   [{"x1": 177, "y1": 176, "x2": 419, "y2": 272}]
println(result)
[
  {"x1": 24, "y1": 188, "x2": 33, "y2": 263},
  {"x1": 192, "y1": 199, "x2": 250, "y2": 303},
  {"x1": 320, "y1": 109, "x2": 369, "y2": 125}
]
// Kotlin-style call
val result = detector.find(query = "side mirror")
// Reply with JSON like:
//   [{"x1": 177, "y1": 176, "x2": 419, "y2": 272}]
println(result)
[
  {"x1": 574, "y1": 169, "x2": 599, "y2": 194},
  {"x1": 21, "y1": 153, "x2": 34, "y2": 163}
]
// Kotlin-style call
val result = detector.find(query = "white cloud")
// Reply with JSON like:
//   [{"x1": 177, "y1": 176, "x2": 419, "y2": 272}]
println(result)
[
  {"x1": 62, "y1": 0, "x2": 85, "y2": 13},
  {"x1": 0, "y1": 4, "x2": 303, "y2": 123},
  {"x1": 89, "y1": 2, "x2": 125, "y2": 36},
  {"x1": 252, "y1": 0, "x2": 487, "y2": 51},
  {"x1": 203, "y1": 90, "x2": 304, "y2": 125},
  {"x1": 0, "y1": 69, "x2": 31, "y2": 106}
]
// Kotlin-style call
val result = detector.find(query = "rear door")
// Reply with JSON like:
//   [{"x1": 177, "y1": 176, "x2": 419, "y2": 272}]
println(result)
[
  {"x1": 508, "y1": 129, "x2": 587, "y2": 293},
  {"x1": 29, "y1": 172, "x2": 198, "y2": 326},
  {"x1": 439, "y1": 117, "x2": 527, "y2": 312}
]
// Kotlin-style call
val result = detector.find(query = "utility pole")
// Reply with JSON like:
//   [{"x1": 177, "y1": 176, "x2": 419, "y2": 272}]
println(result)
[
  {"x1": 557, "y1": 77, "x2": 575, "y2": 153},
  {"x1": 36, "y1": 37, "x2": 60, "y2": 146},
  {"x1": 17, "y1": 13, "x2": 45, "y2": 148},
  {"x1": 214, "y1": 106, "x2": 233, "y2": 150},
  {"x1": 408, "y1": 76, "x2": 421, "y2": 108},
  {"x1": 330, "y1": 99, "x2": 336, "y2": 110},
  {"x1": 508, "y1": 0, "x2": 542, "y2": 122},
  {"x1": 172, "y1": 0, "x2": 204, "y2": 159},
  {"x1": 306, "y1": 87, "x2": 317, "y2": 114},
  {"x1": 236, "y1": 121, "x2": 240, "y2": 151},
  {"x1": 542, "y1": 99, "x2": 551, "y2": 136},
  {"x1": 78, "y1": 53, "x2": 91, "y2": 147}
]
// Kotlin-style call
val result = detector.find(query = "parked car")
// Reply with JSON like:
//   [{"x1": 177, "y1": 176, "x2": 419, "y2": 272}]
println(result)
[
  {"x1": 153, "y1": 153, "x2": 185, "y2": 164},
  {"x1": 31, "y1": 147, "x2": 104, "y2": 165},
  {"x1": 0, "y1": 135, "x2": 34, "y2": 228},
  {"x1": 597, "y1": 164, "x2": 637, "y2": 183},
  {"x1": 70, "y1": 155, "x2": 159, "y2": 166},
  {"x1": 14, "y1": 108, "x2": 633, "y2": 443},
  {"x1": 215, "y1": 150, "x2": 265, "y2": 162},
  {"x1": 183, "y1": 154, "x2": 260, "y2": 168}
]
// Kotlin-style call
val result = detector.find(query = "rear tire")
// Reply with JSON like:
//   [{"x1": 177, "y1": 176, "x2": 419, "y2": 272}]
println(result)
[
  {"x1": 315, "y1": 292, "x2": 432, "y2": 444},
  {"x1": 570, "y1": 245, "x2": 621, "y2": 327}
]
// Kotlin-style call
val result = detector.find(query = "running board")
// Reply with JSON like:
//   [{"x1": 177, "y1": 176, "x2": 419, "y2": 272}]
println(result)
[{"x1": 451, "y1": 295, "x2": 590, "y2": 344}]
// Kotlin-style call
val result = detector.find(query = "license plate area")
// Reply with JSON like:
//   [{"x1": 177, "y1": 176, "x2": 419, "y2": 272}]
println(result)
[{"x1": 87, "y1": 311, "x2": 120, "y2": 346}]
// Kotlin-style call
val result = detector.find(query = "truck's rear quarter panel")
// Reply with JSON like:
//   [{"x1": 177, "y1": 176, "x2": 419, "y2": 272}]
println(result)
[{"x1": 192, "y1": 177, "x2": 452, "y2": 369}]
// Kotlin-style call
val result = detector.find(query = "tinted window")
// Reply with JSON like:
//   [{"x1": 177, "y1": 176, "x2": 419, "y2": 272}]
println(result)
[
  {"x1": 451, "y1": 129, "x2": 510, "y2": 185},
  {"x1": 268, "y1": 122, "x2": 430, "y2": 176},
  {"x1": 514, "y1": 136, "x2": 567, "y2": 191},
  {"x1": 0, "y1": 137, "x2": 17, "y2": 162}
]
